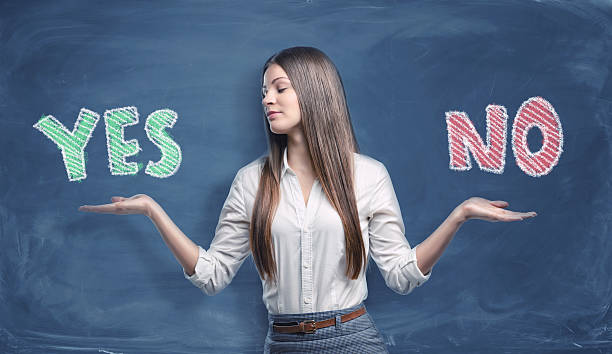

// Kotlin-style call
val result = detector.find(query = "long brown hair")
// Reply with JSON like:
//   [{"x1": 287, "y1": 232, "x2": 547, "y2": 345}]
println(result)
[{"x1": 250, "y1": 46, "x2": 364, "y2": 283}]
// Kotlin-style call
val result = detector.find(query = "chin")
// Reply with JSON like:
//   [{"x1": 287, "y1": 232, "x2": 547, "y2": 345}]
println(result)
[
  {"x1": 271, "y1": 121, "x2": 300, "y2": 134},
  {"x1": 269, "y1": 124, "x2": 288, "y2": 135}
]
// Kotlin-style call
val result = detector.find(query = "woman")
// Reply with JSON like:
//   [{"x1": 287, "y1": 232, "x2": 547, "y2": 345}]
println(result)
[{"x1": 79, "y1": 46, "x2": 537, "y2": 353}]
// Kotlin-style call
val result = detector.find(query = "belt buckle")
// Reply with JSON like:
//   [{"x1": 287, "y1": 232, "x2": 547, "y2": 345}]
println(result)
[{"x1": 301, "y1": 319, "x2": 316, "y2": 334}]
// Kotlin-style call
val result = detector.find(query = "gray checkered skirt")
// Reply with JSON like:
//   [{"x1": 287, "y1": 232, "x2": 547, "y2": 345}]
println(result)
[{"x1": 264, "y1": 302, "x2": 389, "y2": 353}]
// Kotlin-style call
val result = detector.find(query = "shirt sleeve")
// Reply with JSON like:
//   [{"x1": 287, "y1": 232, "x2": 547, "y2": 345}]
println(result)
[
  {"x1": 367, "y1": 162, "x2": 431, "y2": 295},
  {"x1": 182, "y1": 169, "x2": 251, "y2": 296}
]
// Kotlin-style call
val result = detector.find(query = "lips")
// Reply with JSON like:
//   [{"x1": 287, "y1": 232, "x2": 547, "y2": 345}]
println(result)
[{"x1": 267, "y1": 111, "x2": 280, "y2": 118}]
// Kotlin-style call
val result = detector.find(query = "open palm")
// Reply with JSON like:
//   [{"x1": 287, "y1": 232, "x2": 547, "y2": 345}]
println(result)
[
  {"x1": 461, "y1": 197, "x2": 537, "y2": 222},
  {"x1": 78, "y1": 194, "x2": 154, "y2": 217}
]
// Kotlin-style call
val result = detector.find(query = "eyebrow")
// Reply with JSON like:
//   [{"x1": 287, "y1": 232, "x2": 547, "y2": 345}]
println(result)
[{"x1": 262, "y1": 76, "x2": 289, "y2": 88}]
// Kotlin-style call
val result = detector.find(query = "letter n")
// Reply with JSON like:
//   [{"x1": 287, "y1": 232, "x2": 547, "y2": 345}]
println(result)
[{"x1": 445, "y1": 105, "x2": 508, "y2": 174}]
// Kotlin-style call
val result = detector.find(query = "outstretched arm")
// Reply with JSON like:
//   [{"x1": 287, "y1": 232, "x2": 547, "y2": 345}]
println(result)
[
  {"x1": 78, "y1": 169, "x2": 251, "y2": 296},
  {"x1": 79, "y1": 194, "x2": 200, "y2": 275},
  {"x1": 415, "y1": 198, "x2": 537, "y2": 275},
  {"x1": 148, "y1": 200, "x2": 200, "y2": 275},
  {"x1": 368, "y1": 161, "x2": 537, "y2": 295}
]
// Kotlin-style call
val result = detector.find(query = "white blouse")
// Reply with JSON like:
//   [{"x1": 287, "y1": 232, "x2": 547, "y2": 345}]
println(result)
[{"x1": 183, "y1": 146, "x2": 431, "y2": 314}]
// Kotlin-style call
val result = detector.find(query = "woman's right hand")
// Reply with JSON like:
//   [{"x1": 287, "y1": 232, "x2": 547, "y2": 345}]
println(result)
[{"x1": 78, "y1": 194, "x2": 156, "y2": 217}]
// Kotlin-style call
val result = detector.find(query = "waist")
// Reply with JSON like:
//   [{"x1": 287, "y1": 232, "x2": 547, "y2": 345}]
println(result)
[
  {"x1": 261, "y1": 280, "x2": 368, "y2": 315},
  {"x1": 265, "y1": 301, "x2": 379, "y2": 343},
  {"x1": 268, "y1": 301, "x2": 366, "y2": 323}
]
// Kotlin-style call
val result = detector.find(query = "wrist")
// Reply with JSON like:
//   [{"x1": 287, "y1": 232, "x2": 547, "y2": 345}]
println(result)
[
  {"x1": 145, "y1": 198, "x2": 161, "y2": 219},
  {"x1": 451, "y1": 203, "x2": 468, "y2": 225}
]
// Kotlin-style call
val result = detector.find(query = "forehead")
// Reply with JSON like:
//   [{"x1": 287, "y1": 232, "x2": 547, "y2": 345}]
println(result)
[{"x1": 263, "y1": 64, "x2": 290, "y2": 85}]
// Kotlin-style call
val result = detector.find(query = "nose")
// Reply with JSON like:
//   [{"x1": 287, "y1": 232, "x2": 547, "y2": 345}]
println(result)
[{"x1": 262, "y1": 90, "x2": 275, "y2": 106}]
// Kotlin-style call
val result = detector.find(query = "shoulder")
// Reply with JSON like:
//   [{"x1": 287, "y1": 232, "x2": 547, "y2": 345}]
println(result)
[
  {"x1": 352, "y1": 151, "x2": 390, "y2": 195},
  {"x1": 233, "y1": 154, "x2": 266, "y2": 193},
  {"x1": 353, "y1": 151, "x2": 382, "y2": 168},
  {"x1": 230, "y1": 155, "x2": 266, "y2": 212},
  {"x1": 236, "y1": 155, "x2": 265, "y2": 178},
  {"x1": 353, "y1": 151, "x2": 387, "y2": 177}
]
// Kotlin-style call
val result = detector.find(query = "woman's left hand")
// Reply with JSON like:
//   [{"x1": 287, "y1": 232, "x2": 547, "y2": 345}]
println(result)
[{"x1": 455, "y1": 197, "x2": 537, "y2": 223}]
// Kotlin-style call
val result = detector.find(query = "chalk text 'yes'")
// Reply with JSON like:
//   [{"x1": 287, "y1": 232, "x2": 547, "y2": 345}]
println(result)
[{"x1": 33, "y1": 106, "x2": 181, "y2": 182}]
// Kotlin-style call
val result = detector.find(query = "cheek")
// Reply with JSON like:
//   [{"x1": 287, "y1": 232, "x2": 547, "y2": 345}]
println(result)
[
  {"x1": 290, "y1": 97, "x2": 300, "y2": 115},
  {"x1": 289, "y1": 107, "x2": 301, "y2": 122}
]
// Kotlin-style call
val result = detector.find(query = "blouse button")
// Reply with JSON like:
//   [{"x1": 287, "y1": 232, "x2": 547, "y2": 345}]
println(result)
[{"x1": 304, "y1": 297, "x2": 311, "y2": 304}]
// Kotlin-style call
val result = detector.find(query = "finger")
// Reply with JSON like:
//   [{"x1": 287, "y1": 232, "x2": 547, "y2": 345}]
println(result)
[
  {"x1": 78, "y1": 203, "x2": 119, "y2": 214},
  {"x1": 489, "y1": 208, "x2": 517, "y2": 220},
  {"x1": 111, "y1": 196, "x2": 125, "y2": 202},
  {"x1": 500, "y1": 215, "x2": 523, "y2": 222},
  {"x1": 509, "y1": 210, "x2": 537, "y2": 218},
  {"x1": 489, "y1": 200, "x2": 509, "y2": 208},
  {"x1": 508, "y1": 211, "x2": 537, "y2": 220}
]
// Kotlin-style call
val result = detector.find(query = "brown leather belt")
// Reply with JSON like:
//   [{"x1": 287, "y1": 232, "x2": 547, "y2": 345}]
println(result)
[{"x1": 273, "y1": 306, "x2": 366, "y2": 334}]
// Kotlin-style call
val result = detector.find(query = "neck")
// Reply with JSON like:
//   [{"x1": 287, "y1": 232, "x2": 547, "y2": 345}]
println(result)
[{"x1": 287, "y1": 128, "x2": 315, "y2": 177}]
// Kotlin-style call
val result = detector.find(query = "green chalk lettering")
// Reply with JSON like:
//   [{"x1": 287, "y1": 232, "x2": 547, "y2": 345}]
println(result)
[
  {"x1": 144, "y1": 109, "x2": 182, "y2": 178},
  {"x1": 104, "y1": 106, "x2": 142, "y2": 175},
  {"x1": 33, "y1": 108, "x2": 100, "y2": 181}
]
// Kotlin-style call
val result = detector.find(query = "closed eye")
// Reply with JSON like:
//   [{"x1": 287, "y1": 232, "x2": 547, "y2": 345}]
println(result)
[{"x1": 261, "y1": 87, "x2": 288, "y2": 98}]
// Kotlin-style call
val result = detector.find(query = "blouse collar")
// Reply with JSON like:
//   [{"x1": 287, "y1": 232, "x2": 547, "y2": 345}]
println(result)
[
  {"x1": 282, "y1": 146, "x2": 359, "y2": 180},
  {"x1": 281, "y1": 146, "x2": 292, "y2": 178}
]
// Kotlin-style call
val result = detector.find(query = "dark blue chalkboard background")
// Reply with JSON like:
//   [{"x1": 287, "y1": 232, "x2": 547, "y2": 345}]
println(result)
[{"x1": 2, "y1": 1, "x2": 611, "y2": 353}]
